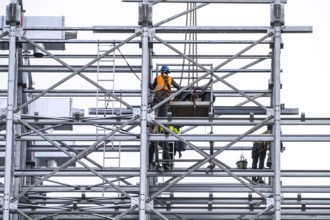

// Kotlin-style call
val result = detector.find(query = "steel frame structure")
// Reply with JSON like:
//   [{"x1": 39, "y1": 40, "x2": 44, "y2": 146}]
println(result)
[{"x1": 1, "y1": 0, "x2": 329, "y2": 219}]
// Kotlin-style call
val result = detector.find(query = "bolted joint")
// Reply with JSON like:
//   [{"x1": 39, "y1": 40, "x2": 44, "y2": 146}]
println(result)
[
  {"x1": 6, "y1": 4, "x2": 21, "y2": 26},
  {"x1": 266, "y1": 108, "x2": 274, "y2": 117},
  {"x1": 14, "y1": 113, "x2": 21, "y2": 120},
  {"x1": 10, "y1": 200, "x2": 18, "y2": 211},
  {"x1": 147, "y1": 111, "x2": 155, "y2": 120},
  {"x1": 131, "y1": 197, "x2": 139, "y2": 208},
  {"x1": 266, "y1": 198, "x2": 274, "y2": 209},
  {"x1": 146, "y1": 199, "x2": 153, "y2": 211}
]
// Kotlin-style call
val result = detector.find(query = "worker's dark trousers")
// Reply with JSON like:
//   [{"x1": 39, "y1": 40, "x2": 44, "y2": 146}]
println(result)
[
  {"x1": 161, "y1": 142, "x2": 171, "y2": 168},
  {"x1": 252, "y1": 143, "x2": 267, "y2": 181},
  {"x1": 149, "y1": 142, "x2": 158, "y2": 167},
  {"x1": 153, "y1": 90, "x2": 170, "y2": 117},
  {"x1": 148, "y1": 142, "x2": 171, "y2": 169}
]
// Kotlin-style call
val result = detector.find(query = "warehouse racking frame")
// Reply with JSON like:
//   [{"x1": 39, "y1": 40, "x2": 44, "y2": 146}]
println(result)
[{"x1": 2, "y1": 0, "x2": 330, "y2": 219}]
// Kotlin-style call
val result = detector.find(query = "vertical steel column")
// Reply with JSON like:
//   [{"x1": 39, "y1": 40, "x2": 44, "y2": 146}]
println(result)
[
  {"x1": 3, "y1": 18, "x2": 18, "y2": 220},
  {"x1": 139, "y1": 1, "x2": 151, "y2": 219},
  {"x1": 139, "y1": 27, "x2": 149, "y2": 219},
  {"x1": 271, "y1": 1, "x2": 283, "y2": 219},
  {"x1": 13, "y1": 50, "x2": 25, "y2": 220}
]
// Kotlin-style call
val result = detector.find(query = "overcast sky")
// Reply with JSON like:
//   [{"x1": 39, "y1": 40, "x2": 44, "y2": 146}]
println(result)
[{"x1": 1, "y1": 0, "x2": 329, "y2": 115}]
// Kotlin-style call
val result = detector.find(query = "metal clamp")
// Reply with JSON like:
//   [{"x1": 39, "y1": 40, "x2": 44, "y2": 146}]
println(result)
[
  {"x1": 266, "y1": 198, "x2": 274, "y2": 209},
  {"x1": 10, "y1": 200, "x2": 18, "y2": 210},
  {"x1": 16, "y1": 27, "x2": 23, "y2": 38},
  {"x1": 131, "y1": 197, "x2": 138, "y2": 208},
  {"x1": 146, "y1": 199, "x2": 153, "y2": 211},
  {"x1": 266, "y1": 108, "x2": 274, "y2": 117},
  {"x1": 147, "y1": 111, "x2": 155, "y2": 120},
  {"x1": 133, "y1": 108, "x2": 140, "y2": 116},
  {"x1": 14, "y1": 113, "x2": 21, "y2": 120},
  {"x1": 148, "y1": 28, "x2": 155, "y2": 38}
]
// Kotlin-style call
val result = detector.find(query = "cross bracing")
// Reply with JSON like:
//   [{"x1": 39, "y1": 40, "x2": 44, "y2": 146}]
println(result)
[{"x1": 0, "y1": 0, "x2": 329, "y2": 219}]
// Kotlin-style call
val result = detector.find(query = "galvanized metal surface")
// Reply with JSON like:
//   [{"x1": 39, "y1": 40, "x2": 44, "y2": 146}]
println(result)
[{"x1": 0, "y1": 1, "x2": 328, "y2": 220}]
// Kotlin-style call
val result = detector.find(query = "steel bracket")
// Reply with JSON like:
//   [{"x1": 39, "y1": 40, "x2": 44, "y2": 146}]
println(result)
[
  {"x1": 14, "y1": 113, "x2": 21, "y2": 120},
  {"x1": 266, "y1": 198, "x2": 274, "y2": 209},
  {"x1": 131, "y1": 197, "x2": 138, "y2": 208},
  {"x1": 10, "y1": 199, "x2": 18, "y2": 210},
  {"x1": 133, "y1": 108, "x2": 140, "y2": 116},
  {"x1": 147, "y1": 111, "x2": 155, "y2": 120},
  {"x1": 146, "y1": 199, "x2": 153, "y2": 211},
  {"x1": 148, "y1": 28, "x2": 155, "y2": 37},
  {"x1": 266, "y1": 108, "x2": 274, "y2": 117},
  {"x1": 16, "y1": 27, "x2": 23, "y2": 38}
]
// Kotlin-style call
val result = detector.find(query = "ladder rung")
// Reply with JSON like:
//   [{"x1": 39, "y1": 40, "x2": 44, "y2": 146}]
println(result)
[{"x1": 104, "y1": 157, "x2": 120, "y2": 159}]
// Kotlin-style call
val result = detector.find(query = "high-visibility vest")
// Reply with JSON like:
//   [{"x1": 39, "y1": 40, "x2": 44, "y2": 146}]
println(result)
[
  {"x1": 154, "y1": 74, "x2": 173, "y2": 92},
  {"x1": 256, "y1": 130, "x2": 270, "y2": 145},
  {"x1": 159, "y1": 125, "x2": 180, "y2": 134},
  {"x1": 169, "y1": 125, "x2": 180, "y2": 134}
]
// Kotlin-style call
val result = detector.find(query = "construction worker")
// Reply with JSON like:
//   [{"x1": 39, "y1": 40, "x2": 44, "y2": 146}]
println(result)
[
  {"x1": 152, "y1": 65, "x2": 181, "y2": 117},
  {"x1": 165, "y1": 125, "x2": 186, "y2": 169},
  {"x1": 251, "y1": 130, "x2": 269, "y2": 183},
  {"x1": 149, "y1": 125, "x2": 185, "y2": 171}
]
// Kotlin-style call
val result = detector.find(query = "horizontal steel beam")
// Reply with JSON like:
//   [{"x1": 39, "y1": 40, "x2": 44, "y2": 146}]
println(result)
[
  {"x1": 123, "y1": 0, "x2": 287, "y2": 3},
  {"x1": 0, "y1": 145, "x2": 252, "y2": 152},
  {"x1": 0, "y1": 89, "x2": 272, "y2": 98},
  {"x1": 0, "y1": 65, "x2": 272, "y2": 73},
  {"x1": 1, "y1": 184, "x2": 329, "y2": 193},
  {"x1": 2, "y1": 117, "x2": 330, "y2": 126},
  {"x1": 92, "y1": 26, "x2": 312, "y2": 34},
  {"x1": 0, "y1": 39, "x2": 275, "y2": 45},
  {"x1": 2, "y1": 134, "x2": 330, "y2": 142},
  {"x1": 0, "y1": 53, "x2": 272, "y2": 59},
  {"x1": 21, "y1": 197, "x2": 330, "y2": 206},
  {"x1": 2, "y1": 169, "x2": 330, "y2": 177},
  {"x1": 0, "y1": 25, "x2": 311, "y2": 33}
]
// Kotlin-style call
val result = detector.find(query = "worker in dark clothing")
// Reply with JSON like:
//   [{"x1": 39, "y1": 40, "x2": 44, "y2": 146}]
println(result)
[
  {"x1": 251, "y1": 130, "x2": 269, "y2": 184},
  {"x1": 162, "y1": 125, "x2": 185, "y2": 170},
  {"x1": 149, "y1": 125, "x2": 186, "y2": 171},
  {"x1": 152, "y1": 65, "x2": 181, "y2": 117},
  {"x1": 149, "y1": 66, "x2": 181, "y2": 171}
]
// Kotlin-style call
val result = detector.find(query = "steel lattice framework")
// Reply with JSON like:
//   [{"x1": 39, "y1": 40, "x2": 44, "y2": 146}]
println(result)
[{"x1": 1, "y1": 0, "x2": 329, "y2": 219}]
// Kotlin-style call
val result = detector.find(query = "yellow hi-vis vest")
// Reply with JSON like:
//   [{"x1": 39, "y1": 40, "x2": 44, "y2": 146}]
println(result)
[
  {"x1": 154, "y1": 74, "x2": 173, "y2": 92},
  {"x1": 160, "y1": 125, "x2": 180, "y2": 134},
  {"x1": 169, "y1": 125, "x2": 180, "y2": 134},
  {"x1": 256, "y1": 130, "x2": 270, "y2": 145}
]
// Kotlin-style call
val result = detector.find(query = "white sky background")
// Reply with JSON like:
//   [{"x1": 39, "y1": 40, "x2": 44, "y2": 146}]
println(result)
[
  {"x1": 0, "y1": 0, "x2": 328, "y2": 114},
  {"x1": 0, "y1": 0, "x2": 329, "y2": 111},
  {"x1": 1, "y1": 0, "x2": 330, "y2": 185}
]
